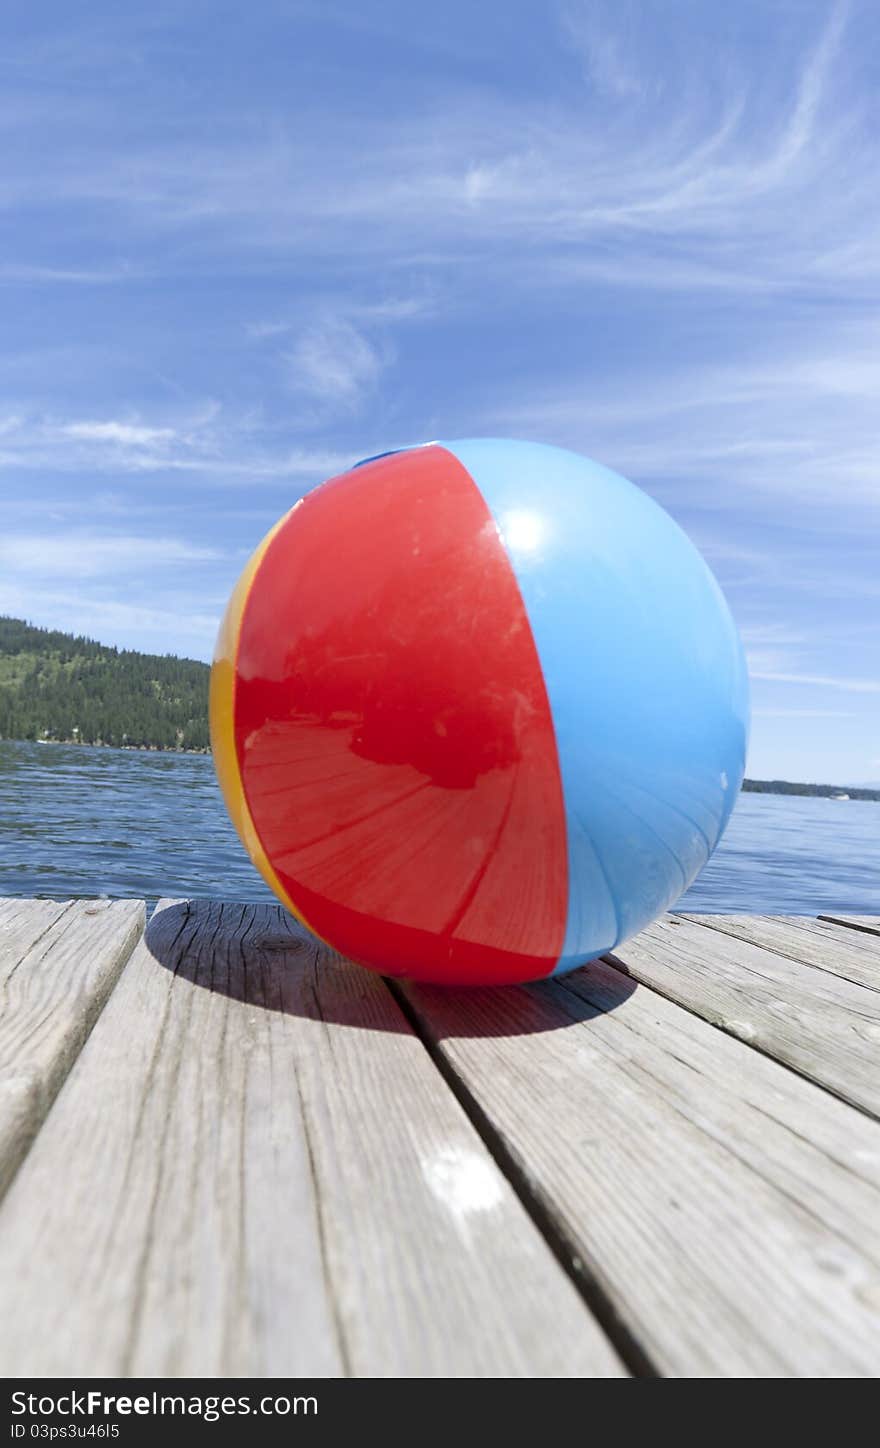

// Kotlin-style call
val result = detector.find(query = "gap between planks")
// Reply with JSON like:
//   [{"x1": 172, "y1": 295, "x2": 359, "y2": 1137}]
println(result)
[
  {"x1": 607, "y1": 913, "x2": 880, "y2": 1120},
  {"x1": 397, "y1": 946, "x2": 880, "y2": 1376},
  {"x1": 679, "y1": 913, "x2": 880, "y2": 993},
  {"x1": 385, "y1": 974, "x2": 658, "y2": 1378},
  {"x1": 820, "y1": 914, "x2": 880, "y2": 940}
]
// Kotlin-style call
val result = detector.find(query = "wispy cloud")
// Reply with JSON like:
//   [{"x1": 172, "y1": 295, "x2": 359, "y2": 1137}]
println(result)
[
  {"x1": 750, "y1": 671, "x2": 880, "y2": 694},
  {"x1": 248, "y1": 296, "x2": 432, "y2": 340},
  {"x1": 752, "y1": 708, "x2": 853, "y2": 719},
  {"x1": 0, "y1": 4, "x2": 869, "y2": 300},
  {"x1": 0, "y1": 531, "x2": 225, "y2": 579},
  {"x1": 485, "y1": 316, "x2": 880, "y2": 522},
  {"x1": 247, "y1": 319, "x2": 291, "y2": 340},
  {"x1": 0, "y1": 581, "x2": 222, "y2": 657},
  {"x1": 0, "y1": 409, "x2": 351, "y2": 483},
  {"x1": 559, "y1": 0, "x2": 648, "y2": 98},
  {"x1": 60, "y1": 420, "x2": 176, "y2": 446},
  {"x1": 0, "y1": 263, "x2": 139, "y2": 285},
  {"x1": 284, "y1": 316, "x2": 387, "y2": 416}
]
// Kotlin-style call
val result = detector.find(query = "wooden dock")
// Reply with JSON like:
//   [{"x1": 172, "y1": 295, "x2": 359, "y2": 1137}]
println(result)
[{"x1": 0, "y1": 898, "x2": 878, "y2": 1378}]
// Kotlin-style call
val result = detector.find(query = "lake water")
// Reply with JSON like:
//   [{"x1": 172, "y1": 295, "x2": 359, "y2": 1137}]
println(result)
[{"x1": 1, "y1": 738, "x2": 878, "y2": 916}]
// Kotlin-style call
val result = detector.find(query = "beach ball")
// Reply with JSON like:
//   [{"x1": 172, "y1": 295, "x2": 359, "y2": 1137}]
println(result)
[{"x1": 211, "y1": 439, "x2": 748, "y2": 986}]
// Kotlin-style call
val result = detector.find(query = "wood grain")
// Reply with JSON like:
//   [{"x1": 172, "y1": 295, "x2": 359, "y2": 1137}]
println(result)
[
  {"x1": 0, "y1": 898, "x2": 144, "y2": 1198},
  {"x1": 609, "y1": 915, "x2": 880, "y2": 1117},
  {"x1": 682, "y1": 913, "x2": 880, "y2": 992},
  {"x1": 820, "y1": 915, "x2": 880, "y2": 939},
  {"x1": 0, "y1": 900, "x2": 622, "y2": 1379},
  {"x1": 399, "y1": 954, "x2": 880, "y2": 1376}
]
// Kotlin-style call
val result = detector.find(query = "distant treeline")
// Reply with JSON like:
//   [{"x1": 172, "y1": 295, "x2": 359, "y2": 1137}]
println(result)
[
  {"x1": 0, "y1": 616, "x2": 210, "y2": 752},
  {"x1": 742, "y1": 777, "x2": 880, "y2": 802}
]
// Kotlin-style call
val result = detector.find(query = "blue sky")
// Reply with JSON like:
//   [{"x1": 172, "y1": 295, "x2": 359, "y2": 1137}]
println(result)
[{"x1": 1, "y1": 0, "x2": 878, "y2": 784}]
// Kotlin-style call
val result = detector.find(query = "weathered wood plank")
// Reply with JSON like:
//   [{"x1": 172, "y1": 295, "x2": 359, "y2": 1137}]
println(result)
[
  {"x1": 682, "y1": 913, "x2": 880, "y2": 992},
  {"x1": 0, "y1": 897, "x2": 71, "y2": 958},
  {"x1": 821, "y1": 915, "x2": 880, "y2": 939},
  {"x1": 0, "y1": 898, "x2": 144, "y2": 1198},
  {"x1": 399, "y1": 958, "x2": 880, "y2": 1376},
  {"x1": 0, "y1": 900, "x2": 622, "y2": 1379},
  {"x1": 609, "y1": 915, "x2": 880, "y2": 1117}
]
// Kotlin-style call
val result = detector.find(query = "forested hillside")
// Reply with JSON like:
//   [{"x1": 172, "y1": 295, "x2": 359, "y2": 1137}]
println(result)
[{"x1": 0, "y1": 617, "x2": 210, "y2": 751}]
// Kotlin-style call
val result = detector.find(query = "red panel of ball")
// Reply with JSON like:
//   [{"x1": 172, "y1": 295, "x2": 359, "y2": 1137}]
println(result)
[{"x1": 233, "y1": 444, "x2": 568, "y2": 984}]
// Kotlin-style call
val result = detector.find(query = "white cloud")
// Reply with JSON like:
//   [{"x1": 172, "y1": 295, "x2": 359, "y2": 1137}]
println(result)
[
  {"x1": 752, "y1": 708, "x2": 853, "y2": 719},
  {"x1": 0, "y1": 263, "x2": 138, "y2": 285},
  {"x1": 285, "y1": 317, "x2": 387, "y2": 415},
  {"x1": 0, "y1": 582, "x2": 221, "y2": 660},
  {"x1": 0, "y1": 532, "x2": 224, "y2": 579},
  {"x1": 750, "y1": 671, "x2": 880, "y2": 694},
  {"x1": 0, "y1": 4, "x2": 867, "y2": 304},
  {"x1": 248, "y1": 296, "x2": 430, "y2": 341},
  {"x1": 0, "y1": 409, "x2": 351, "y2": 484},
  {"x1": 247, "y1": 320, "x2": 291, "y2": 339},
  {"x1": 352, "y1": 296, "x2": 433, "y2": 322},
  {"x1": 740, "y1": 623, "x2": 807, "y2": 647},
  {"x1": 485, "y1": 314, "x2": 880, "y2": 522},
  {"x1": 559, "y1": 0, "x2": 647, "y2": 98},
  {"x1": 60, "y1": 420, "x2": 176, "y2": 446}
]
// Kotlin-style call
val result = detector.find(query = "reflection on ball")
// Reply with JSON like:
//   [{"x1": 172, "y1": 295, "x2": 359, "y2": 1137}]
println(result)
[{"x1": 210, "y1": 439, "x2": 749, "y2": 986}]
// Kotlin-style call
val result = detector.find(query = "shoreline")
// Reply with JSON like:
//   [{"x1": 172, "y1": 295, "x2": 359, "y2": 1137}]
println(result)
[
  {"x1": 3, "y1": 737, "x2": 879, "y2": 799},
  {"x1": 1, "y1": 737, "x2": 210, "y2": 757}
]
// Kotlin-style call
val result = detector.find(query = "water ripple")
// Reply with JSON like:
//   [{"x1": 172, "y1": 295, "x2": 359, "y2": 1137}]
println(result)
[{"x1": 1, "y1": 740, "x2": 878, "y2": 916}]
